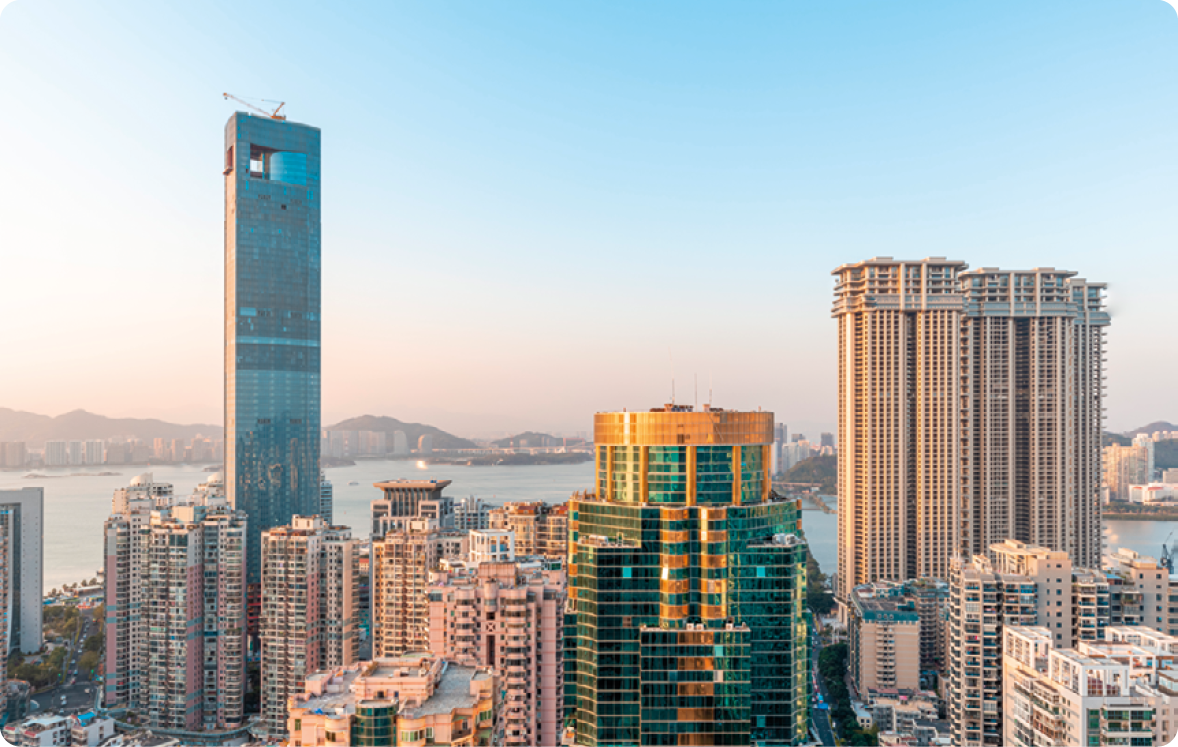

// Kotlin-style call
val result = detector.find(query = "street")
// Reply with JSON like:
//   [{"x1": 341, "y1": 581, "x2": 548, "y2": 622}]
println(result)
[
  {"x1": 35, "y1": 607, "x2": 99, "y2": 715},
  {"x1": 810, "y1": 633, "x2": 837, "y2": 747}
]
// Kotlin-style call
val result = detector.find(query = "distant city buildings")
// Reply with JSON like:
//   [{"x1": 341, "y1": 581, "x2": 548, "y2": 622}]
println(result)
[
  {"x1": 224, "y1": 111, "x2": 322, "y2": 586},
  {"x1": 1106, "y1": 436, "x2": 1155, "y2": 502},
  {"x1": 0, "y1": 489, "x2": 42, "y2": 656},
  {"x1": 453, "y1": 494, "x2": 491, "y2": 531},
  {"x1": 320, "y1": 472, "x2": 333, "y2": 523},
  {"x1": 417, "y1": 434, "x2": 433, "y2": 454},
  {"x1": 834, "y1": 258, "x2": 1109, "y2": 598}
]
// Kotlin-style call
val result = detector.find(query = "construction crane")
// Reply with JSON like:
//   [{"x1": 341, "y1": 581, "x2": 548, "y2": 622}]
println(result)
[{"x1": 222, "y1": 92, "x2": 286, "y2": 120}]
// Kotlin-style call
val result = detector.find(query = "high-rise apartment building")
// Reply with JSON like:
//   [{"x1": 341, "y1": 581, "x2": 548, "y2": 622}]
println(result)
[
  {"x1": 371, "y1": 519, "x2": 442, "y2": 658},
  {"x1": 319, "y1": 472, "x2": 333, "y2": 524},
  {"x1": 224, "y1": 111, "x2": 322, "y2": 584},
  {"x1": 833, "y1": 258, "x2": 1110, "y2": 596},
  {"x1": 454, "y1": 495, "x2": 492, "y2": 531},
  {"x1": 428, "y1": 561, "x2": 566, "y2": 746},
  {"x1": 43, "y1": 441, "x2": 67, "y2": 467},
  {"x1": 0, "y1": 489, "x2": 42, "y2": 656},
  {"x1": 1105, "y1": 438, "x2": 1154, "y2": 502},
  {"x1": 565, "y1": 405, "x2": 809, "y2": 746},
  {"x1": 103, "y1": 484, "x2": 247, "y2": 731},
  {"x1": 260, "y1": 516, "x2": 360, "y2": 738},
  {"x1": 488, "y1": 501, "x2": 568, "y2": 559}
]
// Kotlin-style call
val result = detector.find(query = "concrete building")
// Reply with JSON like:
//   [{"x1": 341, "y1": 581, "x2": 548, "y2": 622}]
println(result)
[
  {"x1": 1003, "y1": 626, "x2": 1178, "y2": 747},
  {"x1": 68, "y1": 712, "x2": 116, "y2": 746},
  {"x1": 371, "y1": 479, "x2": 454, "y2": 537},
  {"x1": 392, "y1": 430, "x2": 409, "y2": 456},
  {"x1": 372, "y1": 518, "x2": 443, "y2": 658},
  {"x1": 834, "y1": 259, "x2": 1109, "y2": 598},
  {"x1": 1128, "y1": 483, "x2": 1178, "y2": 504},
  {"x1": 417, "y1": 434, "x2": 433, "y2": 454},
  {"x1": 454, "y1": 495, "x2": 491, "y2": 531},
  {"x1": 467, "y1": 529, "x2": 515, "y2": 564},
  {"x1": 260, "y1": 516, "x2": 360, "y2": 738},
  {"x1": 320, "y1": 472, "x2": 333, "y2": 523},
  {"x1": 0, "y1": 442, "x2": 26, "y2": 468},
  {"x1": 0, "y1": 489, "x2": 42, "y2": 656},
  {"x1": 427, "y1": 562, "x2": 565, "y2": 746},
  {"x1": 286, "y1": 654, "x2": 495, "y2": 747},
  {"x1": 488, "y1": 501, "x2": 568, "y2": 559},
  {"x1": 565, "y1": 405, "x2": 810, "y2": 746},
  {"x1": 849, "y1": 586, "x2": 922, "y2": 694},
  {"x1": 43, "y1": 442, "x2": 67, "y2": 467},
  {"x1": 13, "y1": 714, "x2": 70, "y2": 746},
  {"x1": 224, "y1": 111, "x2": 322, "y2": 586},
  {"x1": 1105, "y1": 439, "x2": 1154, "y2": 502}
]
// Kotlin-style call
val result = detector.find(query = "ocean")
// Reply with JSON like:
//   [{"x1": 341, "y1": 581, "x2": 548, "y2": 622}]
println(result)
[{"x1": 1, "y1": 462, "x2": 1170, "y2": 588}]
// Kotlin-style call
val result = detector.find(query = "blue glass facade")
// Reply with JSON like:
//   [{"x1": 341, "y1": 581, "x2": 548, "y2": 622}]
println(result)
[{"x1": 224, "y1": 113, "x2": 321, "y2": 583}]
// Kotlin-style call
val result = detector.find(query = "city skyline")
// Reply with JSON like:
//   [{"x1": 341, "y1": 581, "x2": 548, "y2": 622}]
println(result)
[{"x1": 3, "y1": 1, "x2": 1178, "y2": 435}]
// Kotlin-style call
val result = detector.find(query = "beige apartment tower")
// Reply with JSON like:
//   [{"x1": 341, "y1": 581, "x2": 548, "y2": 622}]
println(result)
[{"x1": 833, "y1": 258, "x2": 1109, "y2": 597}]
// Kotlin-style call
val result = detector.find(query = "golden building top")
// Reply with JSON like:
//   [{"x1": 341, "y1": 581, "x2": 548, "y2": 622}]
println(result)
[{"x1": 594, "y1": 405, "x2": 773, "y2": 447}]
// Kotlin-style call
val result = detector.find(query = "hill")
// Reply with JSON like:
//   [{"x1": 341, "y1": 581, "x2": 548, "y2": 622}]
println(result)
[
  {"x1": 782, "y1": 455, "x2": 837, "y2": 494},
  {"x1": 1126, "y1": 421, "x2": 1178, "y2": 437},
  {"x1": 326, "y1": 414, "x2": 477, "y2": 450},
  {"x1": 491, "y1": 431, "x2": 565, "y2": 448},
  {"x1": 0, "y1": 408, "x2": 221, "y2": 446}
]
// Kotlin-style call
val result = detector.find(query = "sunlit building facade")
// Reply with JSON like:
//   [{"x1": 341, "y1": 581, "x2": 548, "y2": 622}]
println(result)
[
  {"x1": 224, "y1": 112, "x2": 322, "y2": 584},
  {"x1": 565, "y1": 406, "x2": 809, "y2": 746}
]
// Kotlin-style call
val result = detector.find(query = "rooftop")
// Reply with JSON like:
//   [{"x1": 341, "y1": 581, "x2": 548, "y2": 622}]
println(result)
[
  {"x1": 398, "y1": 663, "x2": 489, "y2": 719},
  {"x1": 374, "y1": 479, "x2": 453, "y2": 490}
]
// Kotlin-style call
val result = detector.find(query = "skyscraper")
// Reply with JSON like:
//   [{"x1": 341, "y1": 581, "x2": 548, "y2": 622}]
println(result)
[
  {"x1": 565, "y1": 405, "x2": 809, "y2": 747},
  {"x1": 832, "y1": 258, "x2": 1109, "y2": 597},
  {"x1": 0, "y1": 489, "x2": 42, "y2": 656},
  {"x1": 224, "y1": 112, "x2": 322, "y2": 583}
]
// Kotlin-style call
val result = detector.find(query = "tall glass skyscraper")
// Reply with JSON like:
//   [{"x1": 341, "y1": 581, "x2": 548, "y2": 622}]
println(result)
[
  {"x1": 224, "y1": 112, "x2": 321, "y2": 583},
  {"x1": 565, "y1": 405, "x2": 809, "y2": 747}
]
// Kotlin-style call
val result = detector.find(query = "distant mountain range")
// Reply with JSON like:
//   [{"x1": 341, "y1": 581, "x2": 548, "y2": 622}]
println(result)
[
  {"x1": 490, "y1": 431, "x2": 568, "y2": 448},
  {"x1": 325, "y1": 414, "x2": 477, "y2": 450},
  {"x1": 0, "y1": 408, "x2": 221, "y2": 446}
]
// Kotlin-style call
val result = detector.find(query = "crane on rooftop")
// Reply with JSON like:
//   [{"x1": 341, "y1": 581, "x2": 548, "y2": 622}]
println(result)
[{"x1": 222, "y1": 92, "x2": 286, "y2": 120}]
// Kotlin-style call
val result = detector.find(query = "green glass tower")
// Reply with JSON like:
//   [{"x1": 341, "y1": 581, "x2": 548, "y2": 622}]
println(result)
[{"x1": 566, "y1": 406, "x2": 809, "y2": 747}]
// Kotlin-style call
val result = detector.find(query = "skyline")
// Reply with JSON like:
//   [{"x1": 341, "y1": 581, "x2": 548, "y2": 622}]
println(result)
[{"x1": 3, "y1": 1, "x2": 1178, "y2": 437}]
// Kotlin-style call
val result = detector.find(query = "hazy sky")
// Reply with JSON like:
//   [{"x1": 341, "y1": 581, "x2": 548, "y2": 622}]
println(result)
[{"x1": 1, "y1": 1, "x2": 1176, "y2": 437}]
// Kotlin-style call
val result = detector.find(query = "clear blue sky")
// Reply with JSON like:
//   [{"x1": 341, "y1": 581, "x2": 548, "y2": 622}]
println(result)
[{"x1": 1, "y1": 0, "x2": 1175, "y2": 436}]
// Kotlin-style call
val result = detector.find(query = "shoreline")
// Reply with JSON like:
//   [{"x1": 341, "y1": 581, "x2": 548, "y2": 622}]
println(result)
[{"x1": 1104, "y1": 512, "x2": 1178, "y2": 522}]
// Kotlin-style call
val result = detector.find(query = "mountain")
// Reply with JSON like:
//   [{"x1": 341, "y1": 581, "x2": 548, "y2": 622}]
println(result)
[
  {"x1": 1126, "y1": 421, "x2": 1178, "y2": 437},
  {"x1": 491, "y1": 431, "x2": 566, "y2": 449},
  {"x1": 0, "y1": 408, "x2": 221, "y2": 446},
  {"x1": 782, "y1": 455, "x2": 837, "y2": 494},
  {"x1": 326, "y1": 414, "x2": 477, "y2": 450}
]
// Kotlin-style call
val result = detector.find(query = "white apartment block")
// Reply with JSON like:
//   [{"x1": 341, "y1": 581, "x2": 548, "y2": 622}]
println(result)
[
  {"x1": 1004, "y1": 626, "x2": 1178, "y2": 747},
  {"x1": 833, "y1": 258, "x2": 1109, "y2": 597}
]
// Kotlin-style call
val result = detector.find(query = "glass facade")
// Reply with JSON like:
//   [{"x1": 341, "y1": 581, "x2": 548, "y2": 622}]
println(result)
[
  {"x1": 567, "y1": 407, "x2": 809, "y2": 746},
  {"x1": 224, "y1": 112, "x2": 322, "y2": 583}
]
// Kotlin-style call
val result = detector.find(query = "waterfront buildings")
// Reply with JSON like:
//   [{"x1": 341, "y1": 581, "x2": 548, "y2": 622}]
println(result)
[
  {"x1": 260, "y1": 516, "x2": 360, "y2": 738},
  {"x1": 565, "y1": 405, "x2": 809, "y2": 746},
  {"x1": 1105, "y1": 437, "x2": 1155, "y2": 502},
  {"x1": 488, "y1": 501, "x2": 568, "y2": 559},
  {"x1": 224, "y1": 111, "x2": 322, "y2": 585},
  {"x1": 1003, "y1": 626, "x2": 1178, "y2": 747},
  {"x1": 833, "y1": 258, "x2": 1110, "y2": 597},
  {"x1": 286, "y1": 655, "x2": 495, "y2": 747},
  {"x1": 320, "y1": 472, "x2": 333, "y2": 523},
  {"x1": 0, "y1": 489, "x2": 42, "y2": 656},
  {"x1": 417, "y1": 434, "x2": 433, "y2": 454},
  {"x1": 0, "y1": 442, "x2": 26, "y2": 467},
  {"x1": 428, "y1": 561, "x2": 565, "y2": 746}
]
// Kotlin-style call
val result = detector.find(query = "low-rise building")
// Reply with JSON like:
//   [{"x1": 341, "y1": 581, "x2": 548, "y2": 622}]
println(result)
[
  {"x1": 1003, "y1": 626, "x2": 1178, "y2": 747},
  {"x1": 68, "y1": 711, "x2": 115, "y2": 746},
  {"x1": 286, "y1": 654, "x2": 495, "y2": 747},
  {"x1": 14, "y1": 715, "x2": 70, "y2": 746},
  {"x1": 1128, "y1": 483, "x2": 1178, "y2": 504}
]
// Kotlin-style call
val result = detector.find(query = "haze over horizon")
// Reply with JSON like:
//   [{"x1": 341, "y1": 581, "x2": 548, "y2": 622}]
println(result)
[{"x1": 2, "y1": 1, "x2": 1176, "y2": 435}]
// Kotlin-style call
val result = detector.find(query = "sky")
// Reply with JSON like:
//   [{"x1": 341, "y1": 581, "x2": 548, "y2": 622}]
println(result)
[{"x1": 1, "y1": 0, "x2": 1176, "y2": 438}]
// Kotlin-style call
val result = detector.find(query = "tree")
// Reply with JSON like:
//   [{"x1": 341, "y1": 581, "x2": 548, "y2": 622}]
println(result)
[
  {"x1": 807, "y1": 550, "x2": 835, "y2": 617},
  {"x1": 84, "y1": 633, "x2": 104, "y2": 653},
  {"x1": 78, "y1": 650, "x2": 99, "y2": 674}
]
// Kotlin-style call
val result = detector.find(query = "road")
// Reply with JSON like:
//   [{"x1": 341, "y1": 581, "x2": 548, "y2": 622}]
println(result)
[
  {"x1": 810, "y1": 633, "x2": 837, "y2": 746},
  {"x1": 36, "y1": 607, "x2": 99, "y2": 715}
]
